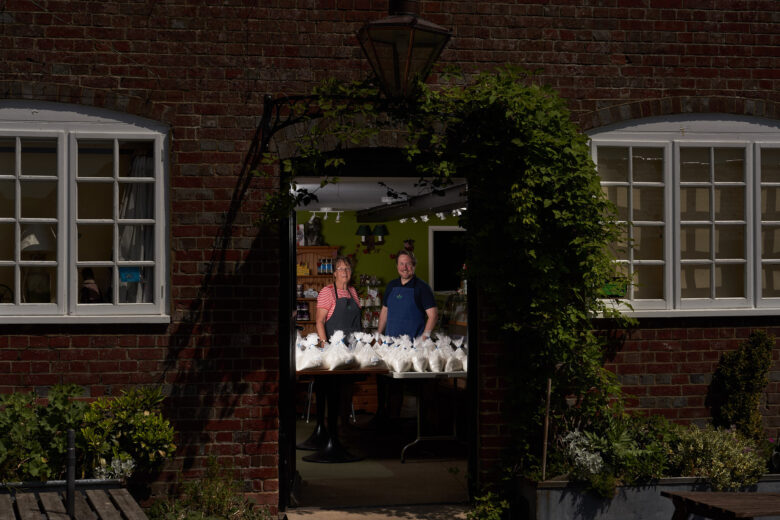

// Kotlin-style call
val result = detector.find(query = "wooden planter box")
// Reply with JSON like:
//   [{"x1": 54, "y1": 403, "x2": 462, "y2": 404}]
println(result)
[{"x1": 515, "y1": 475, "x2": 780, "y2": 520}]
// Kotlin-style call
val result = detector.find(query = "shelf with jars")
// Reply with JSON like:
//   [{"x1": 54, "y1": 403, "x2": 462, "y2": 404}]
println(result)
[
  {"x1": 356, "y1": 274, "x2": 382, "y2": 331},
  {"x1": 295, "y1": 246, "x2": 340, "y2": 335}
]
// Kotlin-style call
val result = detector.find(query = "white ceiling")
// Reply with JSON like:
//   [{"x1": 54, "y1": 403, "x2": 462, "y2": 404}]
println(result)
[{"x1": 294, "y1": 177, "x2": 460, "y2": 212}]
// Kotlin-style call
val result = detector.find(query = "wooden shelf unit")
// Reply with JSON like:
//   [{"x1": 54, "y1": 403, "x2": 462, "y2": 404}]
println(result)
[{"x1": 296, "y1": 245, "x2": 339, "y2": 335}]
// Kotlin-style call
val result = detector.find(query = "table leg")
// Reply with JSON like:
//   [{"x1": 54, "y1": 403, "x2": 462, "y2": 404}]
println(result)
[
  {"x1": 302, "y1": 376, "x2": 362, "y2": 463},
  {"x1": 296, "y1": 380, "x2": 329, "y2": 450},
  {"x1": 670, "y1": 497, "x2": 690, "y2": 520}
]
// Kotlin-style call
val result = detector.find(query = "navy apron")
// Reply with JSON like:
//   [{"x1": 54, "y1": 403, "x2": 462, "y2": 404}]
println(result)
[
  {"x1": 385, "y1": 281, "x2": 425, "y2": 338},
  {"x1": 324, "y1": 285, "x2": 361, "y2": 340}
]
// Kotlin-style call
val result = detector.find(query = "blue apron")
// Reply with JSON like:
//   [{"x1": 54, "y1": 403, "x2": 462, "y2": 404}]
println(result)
[{"x1": 385, "y1": 282, "x2": 425, "y2": 338}]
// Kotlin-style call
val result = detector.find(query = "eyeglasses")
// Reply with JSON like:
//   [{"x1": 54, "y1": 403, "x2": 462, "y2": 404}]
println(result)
[{"x1": 335, "y1": 267, "x2": 352, "y2": 272}]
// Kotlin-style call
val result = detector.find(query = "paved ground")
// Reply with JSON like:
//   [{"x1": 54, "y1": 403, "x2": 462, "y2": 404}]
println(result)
[{"x1": 283, "y1": 503, "x2": 469, "y2": 519}]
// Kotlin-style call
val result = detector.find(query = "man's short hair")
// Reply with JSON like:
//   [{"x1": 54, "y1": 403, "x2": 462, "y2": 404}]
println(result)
[{"x1": 396, "y1": 249, "x2": 417, "y2": 266}]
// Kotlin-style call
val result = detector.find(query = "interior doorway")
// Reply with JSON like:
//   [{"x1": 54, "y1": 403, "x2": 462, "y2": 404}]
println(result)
[{"x1": 283, "y1": 172, "x2": 472, "y2": 510}]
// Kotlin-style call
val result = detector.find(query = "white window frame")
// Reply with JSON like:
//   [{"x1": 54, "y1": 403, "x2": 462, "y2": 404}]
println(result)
[
  {"x1": 0, "y1": 101, "x2": 170, "y2": 323},
  {"x1": 590, "y1": 114, "x2": 780, "y2": 317}
]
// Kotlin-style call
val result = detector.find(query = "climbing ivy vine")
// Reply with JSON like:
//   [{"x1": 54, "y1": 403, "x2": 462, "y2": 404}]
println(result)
[{"x1": 259, "y1": 66, "x2": 634, "y2": 481}]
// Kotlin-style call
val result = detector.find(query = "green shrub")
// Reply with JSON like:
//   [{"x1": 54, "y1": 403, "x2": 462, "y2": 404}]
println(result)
[
  {"x1": 466, "y1": 492, "x2": 508, "y2": 520},
  {"x1": 147, "y1": 457, "x2": 271, "y2": 520},
  {"x1": 669, "y1": 425, "x2": 765, "y2": 491},
  {"x1": 707, "y1": 330, "x2": 774, "y2": 440},
  {"x1": 0, "y1": 384, "x2": 86, "y2": 481}
]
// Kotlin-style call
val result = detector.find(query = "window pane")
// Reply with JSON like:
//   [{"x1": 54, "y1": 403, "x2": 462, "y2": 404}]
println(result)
[
  {"x1": 609, "y1": 229, "x2": 629, "y2": 260},
  {"x1": 20, "y1": 181, "x2": 57, "y2": 218},
  {"x1": 78, "y1": 224, "x2": 113, "y2": 261},
  {"x1": 762, "y1": 148, "x2": 780, "y2": 183},
  {"x1": 714, "y1": 148, "x2": 745, "y2": 182},
  {"x1": 78, "y1": 182, "x2": 113, "y2": 219},
  {"x1": 0, "y1": 223, "x2": 12, "y2": 260},
  {"x1": 634, "y1": 265, "x2": 664, "y2": 299},
  {"x1": 0, "y1": 180, "x2": 13, "y2": 218},
  {"x1": 20, "y1": 223, "x2": 56, "y2": 257},
  {"x1": 680, "y1": 147, "x2": 710, "y2": 182},
  {"x1": 21, "y1": 265, "x2": 56, "y2": 303},
  {"x1": 633, "y1": 187, "x2": 664, "y2": 221},
  {"x1": 681, "y1": 264, "x2": 711, "y2": 298},
  {"x1": 763, "y1": 264, "x2": 780, "y2": 298},
  {"x1": 680, "y1": 187, "x2": 710, "y2": 220},
  {"x1": 681, "y1": 225, "x2": 710, "y2": 259},
  {"x1": 0, "y1": 267, "x2": 12, "y2": 303},
  {"x1": 597, "y1": 146, "x2": 628, "y2": 182},
  {"x1": 118, "y1": 225, "x2": 154, "y2": 261},
  {"x1": 715, "y1": 264, "x2": 744, "y2": 298},
  {"x1": 633, "y1": 226, "x2": 663, "y2": 260},
  {"x1": 762, "y1": 187, "x2": 780, "y2": 221},
  {"x1": 714, "y1": 187, "x2": 743, "y2": 220},
  {"x1": 762, "y1": 226, "x2": 780, "y2": 259},
  {"x1": 119, "y1": 266, "x2": 153, "y2": 303},
  {"x1": 0, "y1": 137, "x2": 14, "y2": 175},
  {"x1": 603, "y1": 185, "x2": 628, "y2": 220},
  {"x1": 633, "y1": 147, "x2": 664, "y2": 183},
  {"x1": 78, "y1": 140, "x2": 113, "y2": 178},
  {"x1": 119, "y1": 142, "x2": 155, "y2": 178},
  {"x1": 715, "y1": 225, "x2": 744, "y2": 259},
  {"x1": 119, "y1": 183, "x2": 154, "y2": 219},
  {"x1": 78, "y1": 266, "x2": 108, "y2": 304},
  {"x1": 20, "y1": 138, "x2": 57, "y2": 176}
]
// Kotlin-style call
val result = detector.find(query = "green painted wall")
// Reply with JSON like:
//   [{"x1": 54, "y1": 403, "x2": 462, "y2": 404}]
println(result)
[{"x1": 297, "y1": 210, "x2": 460, "y2": 292}]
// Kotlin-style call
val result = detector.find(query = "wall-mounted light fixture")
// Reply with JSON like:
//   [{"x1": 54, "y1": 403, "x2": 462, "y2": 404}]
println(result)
[
  {"x1": 357, "y1": 0, "x2": 451, "y2": 99},
  {"x1": 356, "y1": 224, "x2": 390, "y2": 252}
]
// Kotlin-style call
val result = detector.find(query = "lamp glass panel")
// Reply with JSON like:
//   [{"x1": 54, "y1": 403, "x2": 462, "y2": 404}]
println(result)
[
  {"x1": 21, "y1": 181, "x2": 57, "y2": 218},
  {"x1": 680, "y1": 225, "x2": 710, "y2": 259},
  {"x1": 680, "y1": 147, "x2": 710, "y2": 182},
  {"x1": 0, "y1": 223, "x2": 12, "y2": 260},
  {"x1": 633, "y1": 147, "x2": 664, "y2": 182},
  {"x1": 681, "y1": 264, "x2": 711, "y2": 298},
  {"x1": 0, "y1": 137, "x2": 14, "y2": 175},
  {"x1": 21, "y1": 265, "x2": 56, "y2": 303},
  {"x1": 78, "y1": 140, "x2": 113, "y2": 178},
  {"x1": 77, "y1": 224, "x2": 113, "y2": 261},
  {"x1": 634, "y1": 265, "x2": 664, "y2": 299},
  {"x1": 0, "y1": 180, "x2": 13, "y2": 218},
  {"x1": 78, "y1": 182, "x2": 113, "y2": 219},
  {"x1": 714, "y1": 148, "x2": 745, "y2": 182},
  {"x1": 597, "y1": 146, "x2": 629, "y2": 182},
  {"x1": 762, "y1": 264, "x2": 780, "y2": 298},
  {"x1": 761, "y1": 187, "x2": 780, "y2": 220},
  {"x1": 118, "y1": 225, "x2": 154, "y2": 261},
  {"x1": 20, "y1": 138, "x2": 57, "y2": 176},
  {"x1": 762, "y1": 226, "x2": 780, "y2": 259},
  {"x1": 714, "y1": 186, "x2": 743, "y2": 220},
  {"x1": 762, "y1": 148, "x2": 780, "y2": 183}
]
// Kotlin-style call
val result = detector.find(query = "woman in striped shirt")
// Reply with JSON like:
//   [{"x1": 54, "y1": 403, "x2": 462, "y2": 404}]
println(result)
[{"x1": 315, "y1": 255, "x2": 362, "y2": 346}]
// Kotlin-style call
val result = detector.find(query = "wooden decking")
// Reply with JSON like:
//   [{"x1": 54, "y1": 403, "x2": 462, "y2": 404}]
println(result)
[
  {"x1": 0, "y1": 486, "x2": 147, "y2": 520},
  {"x1": 661, "y1": 490, "x2": 780, "y2": 520}
]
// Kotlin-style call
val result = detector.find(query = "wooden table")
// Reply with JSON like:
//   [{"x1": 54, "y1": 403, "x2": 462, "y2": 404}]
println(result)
[
  {"x1": 296, "y1": 366, "x2": 389, "y2": 463},
  {"x1": 661, "y1": 490, "x2": 780, "y2": 519},
  {"x1": 0, "y1": 486, "x2": 147, "y2": 520}
]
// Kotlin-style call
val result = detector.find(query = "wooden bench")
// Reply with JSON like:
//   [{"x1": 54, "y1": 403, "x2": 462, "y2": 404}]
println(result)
[
  {"x1": 0, "y1": 484, "x2": 148, "y2": 520},
  {"x1": 661, "y1": 490, "x2": 780, "y2": 520}
]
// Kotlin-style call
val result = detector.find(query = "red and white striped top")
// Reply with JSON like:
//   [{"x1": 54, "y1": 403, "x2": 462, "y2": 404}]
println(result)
[{"x1": 316, "y1": 285, "x2": 361, "y2": 321}]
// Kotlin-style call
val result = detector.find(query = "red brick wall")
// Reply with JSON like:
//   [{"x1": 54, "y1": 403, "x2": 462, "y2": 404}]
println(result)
[{"x1": 1, "y1": 0, "x2": 779, "y2": 506}]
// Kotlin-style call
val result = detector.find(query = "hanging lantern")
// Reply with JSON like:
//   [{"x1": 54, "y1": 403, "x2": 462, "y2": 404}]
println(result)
[{"x1": 357, "y1": 0, "x2": 451, "y2": 99}]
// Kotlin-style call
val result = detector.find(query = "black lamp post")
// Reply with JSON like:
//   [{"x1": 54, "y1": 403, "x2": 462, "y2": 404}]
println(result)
[{"x1": 357, "y1": 0, "x2": 451, "y2": 99}]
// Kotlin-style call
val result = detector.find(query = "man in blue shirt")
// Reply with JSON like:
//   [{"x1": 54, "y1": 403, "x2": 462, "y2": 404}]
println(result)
[{"x1": 378, "y1": 250, "x2": 438, "y2": 339}]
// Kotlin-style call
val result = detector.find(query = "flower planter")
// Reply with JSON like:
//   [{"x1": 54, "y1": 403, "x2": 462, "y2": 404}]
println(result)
[{"x1": 515, "y1": 475, "x2": 780, "y2": 520}]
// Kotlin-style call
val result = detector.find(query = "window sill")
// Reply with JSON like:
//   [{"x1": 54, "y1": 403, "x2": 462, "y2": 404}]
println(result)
[
  {"x1": 0, "y1": 314, "x2": 171, "y2": 325},
  {"x1": 607, "y1": 307, "x2": 780, "y2": 319}
]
